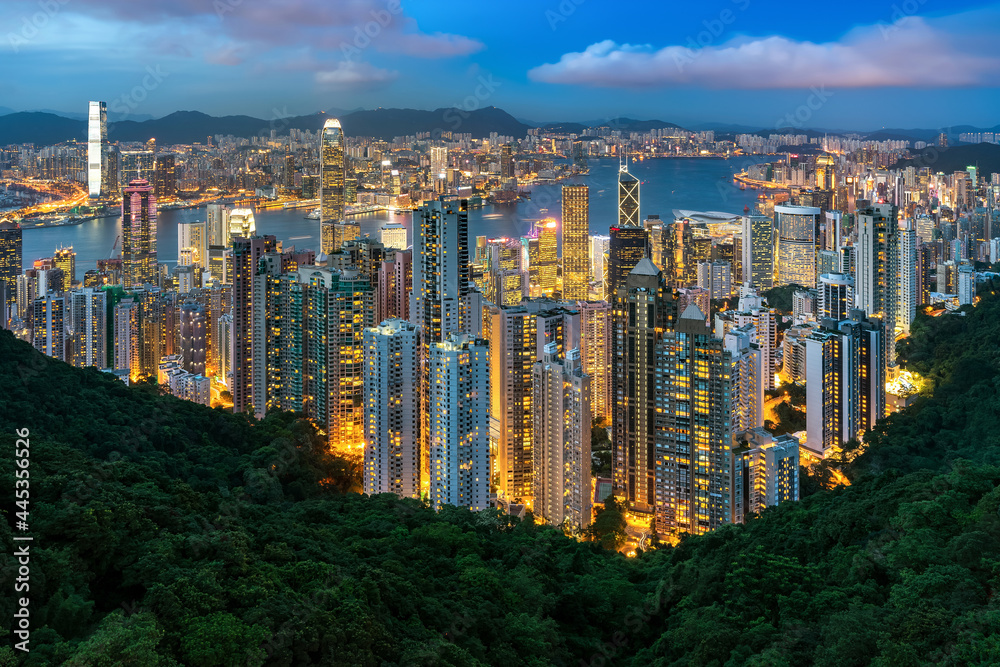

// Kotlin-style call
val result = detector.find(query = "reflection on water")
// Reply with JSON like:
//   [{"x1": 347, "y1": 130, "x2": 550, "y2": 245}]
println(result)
[{"x1": 22, "y1": 157, "x2": 766, "y2": 274}]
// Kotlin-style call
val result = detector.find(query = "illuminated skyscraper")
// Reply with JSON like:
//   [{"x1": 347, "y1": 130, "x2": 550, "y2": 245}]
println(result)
[
  {"x1": 819, "y1": 273, "x2": 854, "y2": 322},
  {"x1": 320, "y1": 118, "x2": 346, "y2": 253},
  {"x1": 427, "y1": 333, "x2": 490, "y2": 511},
  {"x1": 121, "y1": 179, "x2": 157, "y2": 289},
  {"x1": 533, "y1": 345, "x2": 591, "y2": 530},
  {"x1": 101, "y1": 146, "x2": 118, "y2": 197},
  {"x1": 897, "y1": 220, "x2": 917, "y2": 334},
  {"x1": 741, "y1": 208, "x2": 773, "y2": 290},
  {"x1": 32, "y1": 294, "x2": 65, "y2": 361},
  {"x1": 179, "y1": 302, "x2": 207, "y2": 377},
  {"x1": 562, "y1": 185, "x2": 589, "y2": 300},
  {"x1": 618, "y1": 161, "x2": 640, "y2": 227},
  {"x1": 87, "y1": 101, "x2": 106, "y2": 197},
  {"x1": 228, "y1": 209, "x2": 256, "y2": 241},
  {"x1": 154, "y1": 154, "x2": 176, "y2": 199},
  {"x1": 206, "y1": 204, "x2": 230, "y2": 247},
  {"x1": 589, "y1": 234, "x2": 609, "y2": 292},
  {"x1": 612, "y1": 258, "x2": 677, "y2": 512},
  {"x1": 732, "y1": 428, "x2": 799, "y2": 525},
  {"x1": 775, "y1": 205, "x2": 820, "y2": 288},
  {"x1": 654, "y1": 303, "x2": 733, "y2": 536},
  {"x1": 363, "y1": 319, "x2": 420, "y2": 499},
  {"x1": 412, "y1": 197, "x2": 470, "y2": 345},
  {"x1": 854, "y1": 203, "x2": 899, "y2": 374},
  {"x1": 0, "y1": 222, "x2": 22, "y2": 318},
  {"x1": 120, "y1": 151, "x2": 155, "y2": 187},
  {"x1": 578, "y1": 300, "x2": 611, "y2": 422},
  {"x1": 231, "y1": 235, "x2": 277, "y2": 415},
  {"x1": 323, "y1": 221, "x2": 360, "y2": 254},
  {"x1": 114, "y1": 297, "x2": 141, "y2": 376},
  {"x1": 54, "y1": 247, "x2": 76, "y2": 291},
  {"x1": 379, "y1": 223, "x2": 406, "y2": 250},
  {"x1": 484, "y1": 237, "x2": 524, "y2": 307},
  {"x1": 68, "y1": 288, "x2": 106, "y2": 368},
  {"x1": 178, "y1": 222, "x2": 207, "y2": 269},
  {"x1": 606, "y1": 225, "x2": 649, "y2": 300}
]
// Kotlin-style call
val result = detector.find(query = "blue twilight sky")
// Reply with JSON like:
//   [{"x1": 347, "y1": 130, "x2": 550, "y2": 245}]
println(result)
[{"x1": 2, "y1": 0, "x2": 1000, "y2": 130}]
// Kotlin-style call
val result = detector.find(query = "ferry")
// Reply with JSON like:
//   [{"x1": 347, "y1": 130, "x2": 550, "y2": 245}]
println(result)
[{"x1": 304, "y1": 209, "x2": 320, "y2": 220}]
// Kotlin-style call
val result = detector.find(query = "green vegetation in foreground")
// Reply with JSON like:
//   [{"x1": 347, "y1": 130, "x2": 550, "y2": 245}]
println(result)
[{"x1": 2, "y1": 285, "x2": 1000, "y2": 664}]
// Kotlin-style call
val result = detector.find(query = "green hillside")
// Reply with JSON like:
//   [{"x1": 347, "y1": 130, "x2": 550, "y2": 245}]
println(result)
[{"x1": 2, "y1": 283, "x2": 1000, "y2": 664}]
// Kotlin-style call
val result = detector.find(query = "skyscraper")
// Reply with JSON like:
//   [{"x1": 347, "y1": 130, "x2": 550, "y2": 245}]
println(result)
[
  {"x1": 179, "y1": 302, "x2": 207, "y2": 377},
  {"x1": 562, "y1": 185, "x2": 589, "y2": 300},
  {"x1": 741, "y1": 208, "x2": 773, "y2": 290},
  {"x1": 206, "y1": 204, "x2": 230, "y2": 247},
  {"x1": 0, "y1": 222, "x2": 21, "y2": 319},
  {"x1": 231, "y1": 235, "x2": 277, "y2": 415},
  {"x1": 897, "y1": 220, "x2": 917, "y2": 334},
  {"x1": 532, "y1": 345, "x2": 592, "y2": 530},
  {"x1": 87, "y1": 101, "x2": 106, "y2": 197},
  {"x1": 578, "y1": 300, "x2": 611, "y2": 422},
  {"x1": 121, "y1": 179, "x2": 157, "y2": 289},
  {"x1": 732, "y1": 428, "x2": 799, "y2": 525},
  {"x1": 32, "y1": 295, "x2": 65, "y2": 361},
  {"x1": 618, "y1": 161, "x2": 640, "y2": 227},
  {"x1": 412, "y1": 197, "x2": 470, "y2": 345},
  {"x1": 119, "y1": 151, "x2": 155, "y2": 187},
  {"x1": 363, "y1": 319, "x2": 421, "y2": 499},
  {"x1": 774, "y1": 205, "x2": 820, "y2": 288},
  {"x1": 228, "y1": 209, "x2": 256, "y2": 241},
  {"x1": 819, "y1": 273, "x2": 854, "y2": 322},
  {"x1": 154, "y1": 154, "x2": 176, "y2": 199},
  {"x1": 379, "y1": 223, "x2": 407, "y2": 250},
  {"x1": 320, "y1": 118, "x2": 346, "y2": 253},
  {"x1": 54, "y1": 247, "x2": 76, "y2": 291},
  {"x1": 606, "y1": 225, "x2": 649, "y2": 300},
  {"x1": 114, "y1": 297, "x2": 141, "y2": 376},
  {"x1": 654, "y1": 304, "x2": 733, "y2": 536},
  {"x1": 612, "y1": 258, "x2": 677, "y2": 512},
  {"x1": 484, "y1": 237, "x2": 524, "y2": 307},
  {"x1": 427, "y1": 334, "x2": 490, "y2": 511},
  {"x1": 854, "y1": 203, "x2": 899, "y2": 375},
  {"x1": 590, "y1": 234, "x2": 610, "y2": 293},
  {"x1": 178, "y1": 222, "x2": 207, "y2": 269},
  {"x1": 68, "y1": 288, "x2": 106, "y2": 368}
]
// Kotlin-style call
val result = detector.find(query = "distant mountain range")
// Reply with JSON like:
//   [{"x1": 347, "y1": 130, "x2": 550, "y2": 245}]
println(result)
[{"x1": 1, "y1": 105, "x2": 998, "y2": 147}]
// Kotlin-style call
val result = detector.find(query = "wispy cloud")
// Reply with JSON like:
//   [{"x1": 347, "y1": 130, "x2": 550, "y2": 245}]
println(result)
[
  {"x1": 315, "y1": 61, "x2": 398, "y2": 90},
  {"x1": 528, "y1": 15, "x2": 1000, "y2": 89}
]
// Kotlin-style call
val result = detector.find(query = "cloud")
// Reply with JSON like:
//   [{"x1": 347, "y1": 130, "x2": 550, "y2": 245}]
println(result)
[
  {"x1": 315, "y1": 61, "x2": 398, "y2": 90},
  {"x1": 528, "y1": 16, "x2": 1000, "y2": 89},
  {"x1": 205, "y1": 45, "x2": 246, "y2": 66}
]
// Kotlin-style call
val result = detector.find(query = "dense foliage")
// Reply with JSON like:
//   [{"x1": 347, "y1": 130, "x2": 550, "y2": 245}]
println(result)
[{"x1": 2, "y1": 284, "x2": 1000, "y2": 664}]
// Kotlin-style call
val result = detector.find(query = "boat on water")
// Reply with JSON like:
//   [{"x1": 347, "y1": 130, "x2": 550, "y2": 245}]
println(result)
[
  {"x1": 289, "y1": 235, "x2": 312, "y2": 241},
  {"x1": 304, "y1": 209, "x2": 320, "y2": 220}
]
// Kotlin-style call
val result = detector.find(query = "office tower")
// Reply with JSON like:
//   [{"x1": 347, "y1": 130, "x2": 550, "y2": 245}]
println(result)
[
  {"x1": 412, "y1": 198, "x2": 470, "y2": 344},
  {"x1": 178, "y1": 222, "x2": 207, "y2": 269},
  {"x1": 589, "y1": 235, "x2": 610, "y2": 291},
  {"x1": 68, "y1": 288, "x2": 106, "y2": 368},
  {"x1": 525, "y1": 220, "x2": 558, "y2": 297},
  {"x1": 323, "y1": 221, "x2": 360, "y2": 255},
  {"x1": 485, "y1": 237, "x2": 524, "y2": 307},
  {"x1": 102, "y1": 146, "x2": 119, "y2": 196},
  {"x1": 320, "y1": 118, "x2": 346, "y2": 252},
  {"x1": 430, "y1": 146, "x2": 448, "y2": 177},
  {"x1": 725, "y1": 326, "x2": 764, "y2": 433},
  {"x1": 774, "y1": 205, "x2": 820, "y2": 288},
  {"x1": 231, "y1": 235, "x2": 277, "y2": 415},
  {"x1": 732, "y1": 428, "x2": 799, "y2": 525},
  {"x1": 819, "y1": 273, "x2": 854, "y2": 322},
  {"x1": 114, "y1": 298, "x2": 141, "y2": 376},
  {"x1": 206, "y1": 204, "x2": 230, "y2": 247},
  {"x1": 154, "y1": 154, "x2": 176, "y2": 199},
  {"x1": 958, "y1": 263, "x2": 976, "y2": 305},
  {"x1": 379, "y1": 223, "x2": 407, "y2": 250},
  {"x1": 654, "y1": 304, "x2": 733, "y2": 536},
  {"x1": 120, "y1": 151, "x2": 155, "y2": 186},
  {"x1": 855, "y1": 203, "x2": 899, "y2": 373},
  {"x1": 898, "y1": 221, "x2": 917, "y2": 333},
  {"x1": 618, "y1": 161, "x2": 640, "y2": 227},
  {"x1": 533, "y1": 345, "x2": 591, "y2": 530},
  {"x1": 578, "y1": 300, "x2": 611, "y2": 422},
  {"x1": 32, "y1": 295, "x2": 65, "y2": 361},
  {"x1": 121, "y1": 179, "x2": 157, "y2": 289},
  {"x1": 363, "y1": 319, "x2": 421, "y2": 499},
  {"x1": 805, "y1": 312, "x2": 884, "y2": 454},
  {"x1": 53, "y1": 247, "x2": 75, "y2": 291},
  {"x1": 377, "y1": 249, "x2": 411, "y2": 323},
  {"x1": 500, "y1": 144, "x2": 514, "y2": 180},
  {"x1": 741, "y1": 208, "x2": 773, "y2": 290},
  {"x1": 0, "y1": 222, "x2": 21, "y2": 318},
  {"x1": 915, "y1": 216, "x2": 935, "y2": 245},
  {"x1": 427, "y1": 334, "x2": 490, "y2": 511},
  {"x1": 87, "y1": 101, "x2": 106, "y2": 197},
  {"x1": 562, "y1": 185, "x2": 589, "y2": 300},
  {"x1": 606, "y1": 225, "x2": 649, "y2": 300},
  {"x1": 228, "y1": 209, "x2": 256, "y2": 241},
  {"x1": 612, "y1": 259, "x2": 677, "y2": 512},
  {"x1": 697, "y1": 261, "x2": 732, "y2": 300},
  {"x1": 179, "y1": 302, "x2": 207, "y2": 377}
]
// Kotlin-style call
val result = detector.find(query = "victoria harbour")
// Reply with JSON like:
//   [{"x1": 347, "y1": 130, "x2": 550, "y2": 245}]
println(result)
[{"x1": 21, "y1": 157, "x2": 765, "y2": 273}]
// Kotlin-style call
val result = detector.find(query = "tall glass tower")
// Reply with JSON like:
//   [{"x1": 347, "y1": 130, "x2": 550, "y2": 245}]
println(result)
[
  {"x1": 87, "y1": 101, "x2": 106, "y2": 197},
  {"x1": 320, "y1": 118, "x2": 346, "y2": 254},
  {"x1": 121, "y1": 179, "x2": 157, "y2": 289},
  {"x1": 618, "y1": 160, "x2": 640, "y2": 227},
  {"x1": 561, "y1": 185, "x2": 589, "y2": 300}
]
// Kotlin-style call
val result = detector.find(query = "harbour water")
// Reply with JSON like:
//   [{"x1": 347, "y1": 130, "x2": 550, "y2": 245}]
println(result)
[{"x1": 22, "y1": 157, "x2": 768, "y2": 274}]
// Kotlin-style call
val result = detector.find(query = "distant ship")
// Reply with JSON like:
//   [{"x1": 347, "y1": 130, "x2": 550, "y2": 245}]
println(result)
[{"x1": 304, "y1": 208, "x2": 320, "y2": 220}]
